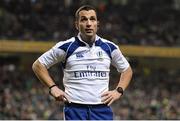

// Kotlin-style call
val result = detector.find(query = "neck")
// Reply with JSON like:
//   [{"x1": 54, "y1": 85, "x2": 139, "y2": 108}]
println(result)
[{"x1": 80, "y1": 34, "x2": 95, "y2": 46}]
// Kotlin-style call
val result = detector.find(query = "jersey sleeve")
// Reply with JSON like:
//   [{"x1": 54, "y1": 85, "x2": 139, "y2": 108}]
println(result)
[
  {"x1": 38, "y1": 42, "x2": 66, "y2": 69},
  {"x1": 111, "y1": 46, "x2": 130, "y2": 72}
]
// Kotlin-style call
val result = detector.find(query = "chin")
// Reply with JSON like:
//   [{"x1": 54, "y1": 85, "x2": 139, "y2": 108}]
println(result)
[{"x1": 85, "y1": 33, "x2": 94, "y2": 37}]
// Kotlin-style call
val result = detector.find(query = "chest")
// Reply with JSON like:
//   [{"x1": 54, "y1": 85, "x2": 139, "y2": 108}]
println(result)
[{"x1": 65, "y1": 46, "x2": 111, "y2": 70}]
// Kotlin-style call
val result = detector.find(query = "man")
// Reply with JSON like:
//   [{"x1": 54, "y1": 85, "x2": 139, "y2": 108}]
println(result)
[{"x1": 32, "y1": 5, "x2": 133, "y2": 120}]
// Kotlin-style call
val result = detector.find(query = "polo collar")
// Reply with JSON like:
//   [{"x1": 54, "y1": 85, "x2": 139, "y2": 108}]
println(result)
[{"x1": 77, "y1": 33, "x2": 100, "y2": 46}]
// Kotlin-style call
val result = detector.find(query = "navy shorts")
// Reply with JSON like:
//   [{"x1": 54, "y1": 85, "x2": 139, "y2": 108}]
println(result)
[{"x1": 64, "y1": 102, "x2": 113, "y2": 120}]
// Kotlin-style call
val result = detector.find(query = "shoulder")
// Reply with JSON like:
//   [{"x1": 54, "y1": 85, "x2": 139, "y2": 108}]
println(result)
[
  {"x1": 53, "y1": 37, "x2": 76, "y2": 51},
  {"x1": 97, "y1": 37, "x2": 119, "y2": 52},
  {"x1": 100, "y1": 37, "x2": 118, "y2": 46}
]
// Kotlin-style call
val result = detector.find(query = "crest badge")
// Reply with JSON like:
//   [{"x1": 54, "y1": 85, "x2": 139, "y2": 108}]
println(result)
[{"x1": 96, "y1": 51, "x2": 103, "y2": 61}]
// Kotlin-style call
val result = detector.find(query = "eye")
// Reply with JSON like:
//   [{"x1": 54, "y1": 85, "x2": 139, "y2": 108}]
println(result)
[
  {"x1": 80, "y1": 17, "x2": 87, "y2": 22},
  {"x1": 90, "y1": 16, "x2": 96, "y2": 21}
]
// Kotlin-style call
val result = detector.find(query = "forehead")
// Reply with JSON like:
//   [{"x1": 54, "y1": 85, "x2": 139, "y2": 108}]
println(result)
[{"x1": 79, "y1": 10, "x2": 97, "y2": 18}]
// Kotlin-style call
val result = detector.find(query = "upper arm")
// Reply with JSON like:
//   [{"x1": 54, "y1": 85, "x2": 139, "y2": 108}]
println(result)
[
  {"x1": 32, "y1": 59, "x2": 46, "y2": 74},
  {"x1": 111, "y1": 47, "x2": 130, "y2": 72},
  {"x1": 38, "y1": 43, "x2": 66, "y2": 69}
]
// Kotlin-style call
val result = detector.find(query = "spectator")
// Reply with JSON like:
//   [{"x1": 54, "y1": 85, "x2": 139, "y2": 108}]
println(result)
[{"x1": 0, "y1": 0, "x2": 179, "y2": 46}]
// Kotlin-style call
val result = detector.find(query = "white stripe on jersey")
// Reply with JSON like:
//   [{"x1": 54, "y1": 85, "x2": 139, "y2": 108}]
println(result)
[{"x1": 38, "y1": 34, "x2": 129, "y2": 104}]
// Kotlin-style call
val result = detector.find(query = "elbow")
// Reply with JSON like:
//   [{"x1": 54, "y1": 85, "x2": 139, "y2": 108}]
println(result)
[
  {"x1": 125, "y1": 66, "x2": 133, "y2": 79},
  {"x1": 130, "y1": 66, "x2": 133, "y2": 75},
  {"x1": 129, "y1": 65, "x2": 133, "y2": 74},
  {"x1": 32, "y1": 60, "x2": 38, "y2": 73},
  {"x1": 129, "y1": 66, "x2": 133, "y2": 79},
  {"x1": 32, "y1": 60, "x2": 47, "y2": 73}
]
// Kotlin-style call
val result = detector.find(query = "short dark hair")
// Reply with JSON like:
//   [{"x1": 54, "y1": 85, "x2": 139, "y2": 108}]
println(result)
[{"x1": 75, "y1": 5, "x2": 97, "y2": 21}]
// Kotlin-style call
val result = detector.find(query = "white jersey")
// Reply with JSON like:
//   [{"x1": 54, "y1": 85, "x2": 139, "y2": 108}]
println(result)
[{"x1": 38, "y1": 34, "x2": 129, "y2": 104}]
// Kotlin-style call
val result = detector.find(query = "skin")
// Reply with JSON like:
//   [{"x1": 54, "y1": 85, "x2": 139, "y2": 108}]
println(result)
[
  {"x1": 75, "y1": 9, "x2": 133, "y2": 106},
  {"x1": 32, "y1": 9, "x2": 133, "y2": 105},
  {"x1": 32, "y1": 60, "x2": 68, "y2": 102},
  {"x1": 75, "y1": 10, "x2": 99, "y2": 45},
  {"x1": 101, "y1": 67, "x2": 132, "y2": 106}
]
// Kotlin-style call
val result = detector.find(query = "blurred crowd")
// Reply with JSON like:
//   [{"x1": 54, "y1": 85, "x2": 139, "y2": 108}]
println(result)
[
  {"x1": 0, "y1": 59, "x2": 179, "y2": 119},
  {"x1": 0, "y1": 0, "x2": 180, "y2": 46},
  {"x1": 0, "y1": 61, "x2": 64, "y2": 119},
  {"x1": 111, "y1": 64, "x2": 180, "y2": 119},
  {"x1": 0, "y1": 0, "x2": 180, "y2": 120}
]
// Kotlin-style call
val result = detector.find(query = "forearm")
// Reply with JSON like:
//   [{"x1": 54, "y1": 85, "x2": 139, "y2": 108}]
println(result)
[
  {"x1": 101, "y1": 66, "x2": 132, "y2": 105},
  {"x1": 32, "y1": 60, "x2": 56, "y2": 88},
  {"x1": 117, "y1": 66, "x2": 133, "y2": 90}
]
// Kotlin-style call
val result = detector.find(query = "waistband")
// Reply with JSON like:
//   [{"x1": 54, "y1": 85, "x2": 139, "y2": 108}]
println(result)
[{"x1": 64, "y1": 102, "x2": 108, "y2": 108}]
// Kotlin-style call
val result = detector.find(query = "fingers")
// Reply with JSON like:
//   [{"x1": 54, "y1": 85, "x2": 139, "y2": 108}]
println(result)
[
  {"x1": 101, "y1": 91, "x2": 109, "y2": 97},
  {"x1": 64, "y1": 93, "x2": 70, "y2": 103},
  {"x1": 101, "y1": 90, "x2": 120, "y2": 106},
  {"x1": 50, "y1": 87, "x2": 69, "y2": 102},
  {"x1": 54, "y1": 93, "x2": 70, "y2": 102},
  {"x1": 107, "y1": 98, "x2": 114, "y2": 106},
  {"x1": 101, "y1": 91, "x2": 114, "y2": 105},
  {"x1": 55, "y1": 95, "x2": 67, "y2": 102},
  {"x1": 101, "y1": 93, "x2": 111, "y2": 102},
  {"x1": 103, "y1": 96, "x2": 113, "y2": 106}
]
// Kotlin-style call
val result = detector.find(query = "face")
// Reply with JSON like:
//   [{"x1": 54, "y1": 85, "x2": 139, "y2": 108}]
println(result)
[{"x1": 76, "y1": 10, "x2": 98, "y2": 42}]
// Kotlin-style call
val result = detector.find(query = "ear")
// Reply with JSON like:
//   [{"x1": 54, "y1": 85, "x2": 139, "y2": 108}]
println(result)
[
  {"x1": 97, "y1": 21, "x2": 100, "y2": 30},
  {"x1": 75, "y1": 21, "x2": 79, "y2": 30}
]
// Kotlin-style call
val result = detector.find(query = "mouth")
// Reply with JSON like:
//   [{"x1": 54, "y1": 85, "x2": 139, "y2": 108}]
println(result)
[{"x1": 85, "y1": 29, "x2": 93, "y2": 33}]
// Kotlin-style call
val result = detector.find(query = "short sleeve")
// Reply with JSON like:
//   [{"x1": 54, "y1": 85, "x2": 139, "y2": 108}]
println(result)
[
  {"x1": 111, "y1": 46, "x2": 129, "y2": 72},
  {"x1": 38, "y1": 42, "x2": 66, "y2": 69}
]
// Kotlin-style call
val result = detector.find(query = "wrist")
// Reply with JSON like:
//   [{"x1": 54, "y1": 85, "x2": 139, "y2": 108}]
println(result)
[
  {"x1": 49, "y1": 84, "x2": 57, "y2": 90},
  {"x1": 116, "y1": 87, "x2": 124, "y2": 95},
  {"x1": 49, "y1": 84, "x2": 57, "y2": 96}
]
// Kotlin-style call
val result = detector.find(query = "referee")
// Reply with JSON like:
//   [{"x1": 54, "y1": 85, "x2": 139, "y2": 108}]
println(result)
[{"x1": 32, "y1": 5, "x2": 133, "y2": 120}]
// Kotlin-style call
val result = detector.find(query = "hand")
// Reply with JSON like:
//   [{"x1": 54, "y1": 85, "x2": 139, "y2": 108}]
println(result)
[
  {"x1": 49, "y1": 86, "x2": 69, "y2": 102},
  {"x1": 101, "y1": 90, "x2": 122, "y2": 106}
]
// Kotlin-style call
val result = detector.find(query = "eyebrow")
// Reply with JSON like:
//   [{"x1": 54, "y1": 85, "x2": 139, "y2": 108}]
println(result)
[{"x1": 80, "y1": 16, "x2": 96, "y2": 19}]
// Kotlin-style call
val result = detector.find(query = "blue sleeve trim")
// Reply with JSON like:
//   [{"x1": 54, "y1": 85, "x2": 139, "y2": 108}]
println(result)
[
  {"x1": 60, "y1": 37, "x2": 86, "y2": 68},
  {"x1": 106, "y1": 42, "x2": 117, "y2": 52},
  {"x1": 58, "y1": 42, "x2": 72, "y2": 52}
]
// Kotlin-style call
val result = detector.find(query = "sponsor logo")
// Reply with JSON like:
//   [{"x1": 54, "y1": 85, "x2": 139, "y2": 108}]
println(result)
[
  {"x1": 74, "y1": 71, "x2": 107, "y2": 78},
  {"x1": 75, "y1": 50, "x2": 87, "y2": 58}
]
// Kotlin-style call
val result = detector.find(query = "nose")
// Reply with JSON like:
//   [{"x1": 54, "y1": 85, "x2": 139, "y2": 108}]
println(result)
[{"x1": 86, "y1": 19, "x2": 91, "y2": 27}]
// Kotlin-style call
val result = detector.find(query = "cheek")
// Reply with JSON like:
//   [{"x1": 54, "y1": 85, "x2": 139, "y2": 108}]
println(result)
[
  {"x1": 93, "y1": 22, "x2": 98, "y2": 28},
  {"x1": 79, "y1": 24, "x2": 85, "y2": 31},
  {"x1": 94, "y1": 25, "x2": 98, "y2": 31}
]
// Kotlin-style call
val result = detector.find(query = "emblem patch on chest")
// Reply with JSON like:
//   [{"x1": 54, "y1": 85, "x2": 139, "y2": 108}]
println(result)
[
  {"x1": 96, "y1": 51, "x2": 104, "y2": 61},
  {"x1": 75, "y1": 50, "x2": 87, "y2": 58}
]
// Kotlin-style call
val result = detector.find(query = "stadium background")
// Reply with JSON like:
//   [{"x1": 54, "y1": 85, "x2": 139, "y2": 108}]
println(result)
[{"x1": 0, "y1": 0, "x2": 179, "y2": 119}]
